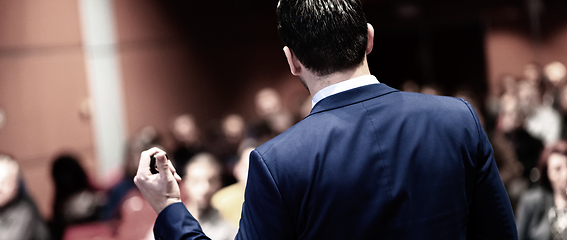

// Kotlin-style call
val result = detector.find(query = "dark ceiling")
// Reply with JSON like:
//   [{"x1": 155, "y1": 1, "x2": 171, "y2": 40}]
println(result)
[
  {"x1": 153, "y1": 0, "x2": 567, "y2": 108},
  {"x1": 158, "y1": 0, "x2": 567, "y2": 47}
]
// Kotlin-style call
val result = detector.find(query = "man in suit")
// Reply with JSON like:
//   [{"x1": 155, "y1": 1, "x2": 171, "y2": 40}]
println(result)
[{"x1": 134, "y1": 0, "x2": 518, "y2": 239}]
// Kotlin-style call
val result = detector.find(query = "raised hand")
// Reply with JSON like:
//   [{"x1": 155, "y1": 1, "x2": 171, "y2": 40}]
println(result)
[{"x1": 134, "y1": 147, "x2": 182, "y2": 213}]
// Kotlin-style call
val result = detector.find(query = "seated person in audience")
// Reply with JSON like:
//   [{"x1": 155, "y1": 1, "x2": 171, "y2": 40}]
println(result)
[
  {"x1": 516, "y1": 141, "x2": 567, "y2": 240},
  {"x1": 182, "y1": 153, "x2": 237, "y2": 240},
  {"x1": 212, "y1": 144, "x2": 255, "y2": 227},
  {"x1": 170, "y1": 114, "x2": 203, "y2": 177},
  {"x1": 0, "y1": 154, "x2": 50, "y2": 240},
  {"x1": 50, "y1": 153, "x2": 104, "y2": 240},
  {"x1": 102, "y1": 125, "x2": 161, "y2": 221},
  {"x1": 90, "y1": 126, "x2": 163, "y2": 239}
]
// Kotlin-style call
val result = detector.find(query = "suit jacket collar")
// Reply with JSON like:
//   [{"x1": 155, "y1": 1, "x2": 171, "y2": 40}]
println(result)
[{"x1": 309, "y1": 83, "x2": 399, "y2": 115}]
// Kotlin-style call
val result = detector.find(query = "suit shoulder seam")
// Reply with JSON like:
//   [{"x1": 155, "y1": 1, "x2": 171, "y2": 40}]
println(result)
[
  {"x1": 360, "y1": 101, "x2": 393, "y2": 200},
  {"x1": 252, "y1": 149, "x2": 296, "y2": 231}
]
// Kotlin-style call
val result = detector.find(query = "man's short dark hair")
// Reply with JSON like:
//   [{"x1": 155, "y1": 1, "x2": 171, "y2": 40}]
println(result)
[{"x1": 277, "y1": 0, "x2": 368, "y2": 76}]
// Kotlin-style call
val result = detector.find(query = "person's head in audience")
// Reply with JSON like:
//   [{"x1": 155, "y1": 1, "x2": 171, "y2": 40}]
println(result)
[
  {"x1": 172, "y1": 114, "x2": 200, "y2": 147},
  {"x1": 517, "y1": 79, "x2": 542, "y2": 115},
  {"x1": 401, "y1": 80, "x2": 419, "y2": 93},
  {"x1": 183, "y1": 153, "x2": 223, "y2": 219},
  {"x1": 222, "y1": 114, "x2": 246, "y2": 145},
  {"x1": 499, "y1": 74, "x2": 518, "y2": 97},
  {"x1": 51, "y1": 153, "x2": 90, "y2": 200},
  {"x1": 253, "y1": 88, "x2": 293, "y2": 137},
  {"x1": 124, "y1": 125, "x2": 162, "y2": 179},
  {"x1": 234, "y1": 147, "x2": 253, "y2": 186},
  {"x1": 0, "y1": 154, "x2": 50, "y2": 240},
  {"x1": 0, "y1": 154, "x2": 19, "y2": 208},
  {"x1": 557, "y1": 84, "x2": 567, "y2": 114},
  {"x1": 233, "y1": 139, "x2": 260, "y2": 186},
  {"x1": 255, "y1": 88, "x2": 282, "y2": 118},
  {"x1": 524, "y1": 62, "x2": 544, "y2": 85},
  {"x1": 537, "y1": 141, "x2": 567, "y2": 200},
  {"x1": 420, "y1": 83, "x2": 444, "y2": 96},
  {"x1": 50, "y1": 153, "x2": 104, "y2": 240},
  {"x1": 266, "y1": 111, "x2": 293, "y2": 135},
  {"x1": 544, "y1": 61, "x2": 566, "y2": 87},
  {"x1": 497, "y1": 94, "x2": 524, "y2": 133}
]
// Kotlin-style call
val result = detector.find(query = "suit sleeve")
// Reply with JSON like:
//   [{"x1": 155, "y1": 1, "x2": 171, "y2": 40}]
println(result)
[
  {"x1": 153, "y1": 202, "x2": 211, "y2": 240},
  {"x1": 235, "y1": 150, "x2": 295, "y2": 240},
  {"x1": 153, "y1": 150, "x2": 294, "y2": 240},
  {"x1": 462, "y1": 100, "x2": 518, "y2": 239}
]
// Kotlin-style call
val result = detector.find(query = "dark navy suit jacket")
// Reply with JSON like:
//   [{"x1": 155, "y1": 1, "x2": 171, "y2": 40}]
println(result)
[{"x1": 154, "y1": 84, "x2": 518, "y2": 240}]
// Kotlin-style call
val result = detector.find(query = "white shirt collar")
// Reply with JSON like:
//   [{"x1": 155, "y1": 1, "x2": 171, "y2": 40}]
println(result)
[{"x1": 312, "y1": 75, "x2": 380, "y2": 107}]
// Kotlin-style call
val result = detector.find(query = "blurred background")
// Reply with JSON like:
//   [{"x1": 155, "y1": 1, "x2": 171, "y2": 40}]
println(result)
[{"x1": 1, "y1": 0, "x2": 567, "y2": 238}]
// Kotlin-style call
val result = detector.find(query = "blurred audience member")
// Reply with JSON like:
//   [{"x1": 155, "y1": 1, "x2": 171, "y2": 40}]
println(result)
[
  {"x1": 212, "y1": 141, "x2": 256, "y2": 227},
  {"x1": 517, "y1": 80, "x2": 542, "y2": 115},
  {"x1": 182, "y1": 153, "x2": 237, "y2": 240},
  {"x1": 113, "y1": 188, "x2": 156, "y2": 240},
  {"x1": 218, "y1": 114, "x2": 247, "y2": 184},
  {"x1": 516, "y1": 62, "x2": 562, "y2": 146},
  {"x1": 252, "y1": 88, "x2": 293, "y2": 140},
  {"x1": 212, "y1": 114, "x2": 246, "y2": 162},
  {"x1": 490, "y1": 95, "x2": 524, "y2": 208},
  {"x1": 0, "y1": 154, "x2": 50, "y2": 240},
  {"x1": 401, "y1": 80, "x2": 419, "y2": 93},
  {"x1": 298, "y1": 96, "x2": 313, "y2": 120},
  {"x1": 288, "y1": 92, "x2": 312, "y2": 123},
  {"x1": 497, "y1": 94, "x2": 544, "y2": 186},
  {"x1": 540, "y1": 62, "x2": 565, "y2": 107},
  {"x1": 170, "y1": 114, "x2": 203, "y2": 176},
  {"x1": 490, "y1": 130, "x2": 524, "y2": 210},
  {"x1": 222, "y1": 114, "x2": 246, "y2": 148},
  {"x1": 523, "y1": 62, "x2": 544, "y2": 86},
  {"x1": 205, "y1": 114, "x2": 247, "y2": 186},
  {"x1": 517, "y1": 80, "x2": 562, "y2": 146},
  {"x1": 557, "y1": 84, "x2": 567, "y2": 140},
  {"x1": 454, "y1": 88, "x2": 485, "y2": 128},
  {"x1": 502, "y1": 74, "x2": 520, "y2": 96},
  {"x1": 516, "y1": 141, "x2": 567, "y2": 240},
  {"x1": 486, "y1": 74, "x2": 518, "y2": 122},
  {"x1": 255, "y1": 88, "x2": 283, "y2": 118},
  {"x1": 544, "y1": 61, "x2": 566, "y2": 89},
  {"x1": 523, "y1": 62, "x2": 544, "y2": 93},
  {"x1": 102, "y1": 125, "x2": 162, "y2": 221},
  {"x1": 265, "y1": 111, "x2": 294, "y2": 135},
  {"x1": 50, "y1": 153, "x2": 103, "y2": 240},
  {"x1": 420, "y1": 83, "x2": 444, "y2": 96}
]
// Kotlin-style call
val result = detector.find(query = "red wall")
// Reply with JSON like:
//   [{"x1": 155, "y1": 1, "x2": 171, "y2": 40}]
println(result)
[
  {"x1": 0, "y1": 0, "x2": 96, "y2": 219},
  {"x1": 486, "y1": 22, "x2": 567, "y2": 96}
]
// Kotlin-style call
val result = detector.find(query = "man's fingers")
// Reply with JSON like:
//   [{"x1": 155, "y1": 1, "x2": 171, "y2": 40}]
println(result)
[
  {"x1": 137, "y1": 147, "x2": 164, "y2": 176},
  {"x1": 155, "y1": 153, "x2": 174, "y2": 181},
  {"x1": 174, "y1": 173, "x2": 182, "y2": 183},
  {"x1": 168, "y1": 160, "x2": 182, "y2": 182}
]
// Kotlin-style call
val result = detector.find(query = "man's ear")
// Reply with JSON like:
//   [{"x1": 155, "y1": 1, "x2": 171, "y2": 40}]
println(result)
[
  {"x1": 283, "y1": 46, "x2": 302, "y2": 76},
  {"x1": 366, "y1": 23, "x2": 374, "y2": 55}
]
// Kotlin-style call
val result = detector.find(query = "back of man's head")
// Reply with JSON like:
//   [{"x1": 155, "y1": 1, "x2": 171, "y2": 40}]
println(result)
[{"x1": 277, "y1": 0, "x2": 368, "y2": 76}]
